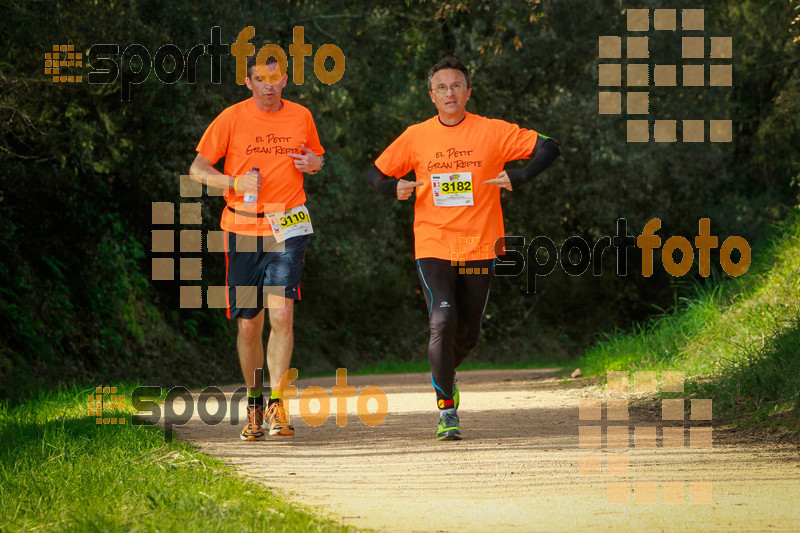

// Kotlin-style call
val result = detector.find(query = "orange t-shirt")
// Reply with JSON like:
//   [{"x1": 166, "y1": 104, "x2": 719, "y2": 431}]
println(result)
[
  {"x1": 196, "y1": 98, "x2": 325, "y2": 236},
  {"x1": 374, "y1": 112, "x2": 538, "y2": 260}
]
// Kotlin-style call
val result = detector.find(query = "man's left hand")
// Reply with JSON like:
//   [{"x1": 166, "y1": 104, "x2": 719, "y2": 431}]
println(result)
[
  {"x1": 288, "y1": 144, "x2": 322, "y2": 173},
  {"x1": 484, "y1": 171, "x2": 513, "y2": 191}
]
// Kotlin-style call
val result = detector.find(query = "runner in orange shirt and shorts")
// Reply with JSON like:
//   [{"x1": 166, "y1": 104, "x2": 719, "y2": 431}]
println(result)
[
  {"x1": 190, "y1": 53, "x2": 325, "y2": 441},
  {"x1": 366, "y1": 57, "x2": 560, "y2": 440}
]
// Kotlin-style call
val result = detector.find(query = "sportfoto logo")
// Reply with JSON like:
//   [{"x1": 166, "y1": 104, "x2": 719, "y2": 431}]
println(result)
[
  {"x1": 129, "y1": 369, "x2": 387, "y2": 441},
  {"x1": 47, "y1": 26, "x2": 345, "y2": 100},
  {"x1": 496, "y1": 218, "x2": 751, "y2": 292}
]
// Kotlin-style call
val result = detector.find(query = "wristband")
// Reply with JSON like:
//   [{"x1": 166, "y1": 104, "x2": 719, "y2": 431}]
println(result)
[
  {"x1": 233, "y1": 176, "x2": 241, "y2": 192},
  {"x1": 310, "y1": 156, "x2": 325, "y2": 175}
]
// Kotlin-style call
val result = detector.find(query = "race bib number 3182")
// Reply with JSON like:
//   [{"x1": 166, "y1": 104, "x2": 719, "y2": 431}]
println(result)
[{"x1": 431, "y1": 172, "x2": 474, "y2": 207}]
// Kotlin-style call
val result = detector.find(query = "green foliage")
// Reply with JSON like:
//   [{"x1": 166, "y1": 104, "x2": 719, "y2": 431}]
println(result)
[
  {"x1": 577, "y1": 208, "x2": 800, "y2": 431},
  {"x1": 694, "y1": 319, "x2": 800, "y2": 429},
  {"x1": 0, "y1": 0, "x2": 799, "y2": 400}
]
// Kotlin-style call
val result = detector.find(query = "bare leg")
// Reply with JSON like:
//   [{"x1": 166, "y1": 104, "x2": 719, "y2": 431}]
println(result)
[
  {"x1": 266, "y1": 297, "x2": 295, "y2": 390},
  {"x1": 237, "y1": 310, "x2": 265, "y2": 390}
]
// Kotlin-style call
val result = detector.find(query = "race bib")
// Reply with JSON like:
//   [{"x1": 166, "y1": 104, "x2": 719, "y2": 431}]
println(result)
[
  {"x1": 430, "y1": 172, "x2": 474, "y2": 207},
  {"x1": 265, "y1": 204, "x2": 314, "y2": 243}
]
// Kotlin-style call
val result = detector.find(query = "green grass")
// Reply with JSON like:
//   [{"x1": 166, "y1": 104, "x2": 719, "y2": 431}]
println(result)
[
  {"x1": 575, "y1": 209, "x2": 800, "y2": 431},
  {"x1": 0, "y1": 386, "x2": 352, "y2": 532}
]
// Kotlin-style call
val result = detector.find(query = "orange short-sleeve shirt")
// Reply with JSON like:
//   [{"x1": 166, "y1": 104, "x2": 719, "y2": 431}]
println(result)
[
  {"x1": 196, "y1": 98, "x2": 324, "y2": 236},
  {"x1": 375, "y1": 112, "x2": 537, "y2": 260}
]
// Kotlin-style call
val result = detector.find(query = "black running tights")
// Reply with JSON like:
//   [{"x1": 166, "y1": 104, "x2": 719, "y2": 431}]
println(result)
[{"x1": 416, "y1": 258, "x2": 494, "y2": 404}]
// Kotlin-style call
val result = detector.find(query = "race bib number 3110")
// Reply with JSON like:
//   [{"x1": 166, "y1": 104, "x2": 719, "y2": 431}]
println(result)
[
  {"x1": 266, "y1": 204, "x2": 314, "y2": 242},
  {"x1": 431, "y1": 172, "x2": 474, "y2": 207}
]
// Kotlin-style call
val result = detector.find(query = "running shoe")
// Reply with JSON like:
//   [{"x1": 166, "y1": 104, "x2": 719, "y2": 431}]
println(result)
[
  {"x1": 436, "y1": 410, "x2": 462, "y2": 440},
  {"x1": 240, "y1": 403, "x2": 265, "y2": 441},
  {"x1": 266, "y1": 401, "x2": 295, "y2": 436}
]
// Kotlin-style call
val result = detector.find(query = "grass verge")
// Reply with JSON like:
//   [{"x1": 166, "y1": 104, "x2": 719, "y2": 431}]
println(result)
[
  {"x1": 0, "y1": 385, "x2": 351, "y2": 532},
  {"x1": 575, "y1": 210, "x2": 800, "y2": 434}
]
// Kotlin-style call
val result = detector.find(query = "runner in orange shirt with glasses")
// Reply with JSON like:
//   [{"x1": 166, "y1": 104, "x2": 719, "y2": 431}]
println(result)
[{"x1": 366, "y1": 57, "x2": 560, "y2": 440}]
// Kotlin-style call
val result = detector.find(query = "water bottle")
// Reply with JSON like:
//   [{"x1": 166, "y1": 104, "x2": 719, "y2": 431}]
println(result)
[{"x1": 244, "y1": 167, "x2": 259, "y2": 204}]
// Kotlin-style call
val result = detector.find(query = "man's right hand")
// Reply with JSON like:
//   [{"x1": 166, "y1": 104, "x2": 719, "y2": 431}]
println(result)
[
  {"x1": 237, "y1": 171, "x2": 262, "y2": 195},
  {"x1": 397, "y1": 179, "x2": 423, "y2": 200}
]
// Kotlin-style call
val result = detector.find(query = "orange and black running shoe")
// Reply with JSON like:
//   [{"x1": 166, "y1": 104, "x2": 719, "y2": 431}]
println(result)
[
  {"x1": 240, "y1": 403, "x2": 266, "y2": 441},
  {"x1": 266, "y1": 401, "x2": 295, "y2": 437}
]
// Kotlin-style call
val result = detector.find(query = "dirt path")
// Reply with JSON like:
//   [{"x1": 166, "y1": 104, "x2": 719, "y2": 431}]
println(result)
[{"x1": 171, "y1": 369, "x2": 800, "y2": 532}]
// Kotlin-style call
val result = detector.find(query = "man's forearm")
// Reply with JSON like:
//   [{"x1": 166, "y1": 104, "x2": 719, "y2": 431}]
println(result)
[
  {"x1": 506, "y1": 137, "x2": 561, "y2": 190},
  {"x1": 365, "y1": 164, "x2": 399, "y2": 197},
  {"x1": 189, "y1": 163, "x2": 236, "y2": 191}
]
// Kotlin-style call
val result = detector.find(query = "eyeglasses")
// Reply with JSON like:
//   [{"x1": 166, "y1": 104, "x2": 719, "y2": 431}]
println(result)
[
  {"x1": 432, "y1": 83, "x2": 468, "y2": 95},
  {"x1": 251, "y1": 74, "x2": 284, "y2": 85}
]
